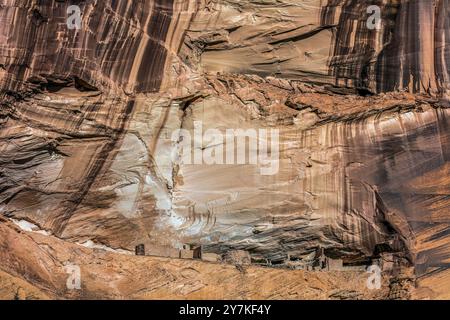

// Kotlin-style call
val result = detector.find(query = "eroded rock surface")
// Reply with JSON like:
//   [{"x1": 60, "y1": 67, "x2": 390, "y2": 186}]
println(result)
[{"x1": 0, "y1": 0, "x2": 449, "y2": 299}]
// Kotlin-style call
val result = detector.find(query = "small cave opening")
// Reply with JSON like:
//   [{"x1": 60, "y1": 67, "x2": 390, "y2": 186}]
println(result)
[
  {"x1": 356, "y1": 87, "x2": 374, "y2": 97},
  {"x1": 31, "y1": 75, "x2": 99, "y2": 94},
  {"x1": 373, "y1": 243, "x2": 394, "y2": 256},
  {"x1": 74, "y1": 76, "x2": 99, "y2": 92},
  {"x1": 342, "y1": 257, "x2": 373, "y2": 267},
  {"x1": 42, "y1": 79, "x2": 72, "y2": 93},
  {"x1": 289, "y1": 256, "x2": 301, "y2": 262},
  {"x1": 269, "y1": 260, "x2": 284, "y2": 266}
]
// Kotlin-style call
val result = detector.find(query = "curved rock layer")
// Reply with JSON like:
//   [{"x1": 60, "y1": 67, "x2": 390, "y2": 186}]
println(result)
[
  {"x1": 0, "y1": 0, "x2": 195, "y2": 234},
  {"x1": 0, "y1": 0, "x2": 449, "y2": 299}
]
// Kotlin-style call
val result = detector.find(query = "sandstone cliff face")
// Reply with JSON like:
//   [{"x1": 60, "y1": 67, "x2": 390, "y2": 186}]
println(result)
[
  {"x1": 0, "y1": 0, "x2": 194, "y2": 238},
  {"x1": 0, "y1": 0, "x2": 449, "y2": 299},
  {"x1": 0, "y1": 0, "x2": 183, "y2": 93},
  {"x1": 0, "y1": 218, "x2": 397, "y2": 299},
  {"x1": 187, "y1": 0, "x2": 450, "y2": 95},
  {"x1": 324, "y1": 0, "x2": 450, "y2": 95}
]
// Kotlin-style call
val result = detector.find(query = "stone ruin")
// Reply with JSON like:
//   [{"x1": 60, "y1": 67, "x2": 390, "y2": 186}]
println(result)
[
  {"x1": 134, "y1": 243, "x2": 221, "y2": 263},
  {"x1": 134, "y1": 243, "x2": 396, "y2": 273}
]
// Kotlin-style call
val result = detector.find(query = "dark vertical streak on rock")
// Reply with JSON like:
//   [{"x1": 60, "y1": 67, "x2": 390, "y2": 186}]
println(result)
[
  {"x1": 321, "y1": 0, "x2": 386, "y2": 91},
  {"x1": 136, "y1": 0, "x2": 174, "y2": 92},
  {"x1": 344, "y1": 108, "x2": 450, "y2": 276},
  {"x1": 0, "y1": 0, "x2": 175, "y2": 94},
  {"x1": 54, "y1": 99, "x2": 136, "y2": 235},
  {"x1": 0, "y1": 1, "x2": 177, "y2": 234},
  {"x1": 435, "y1": 0, "x2": 450, "y2": 95}
]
